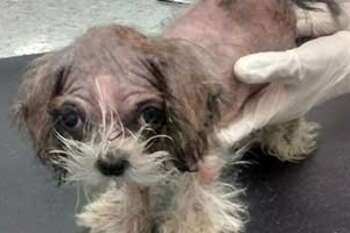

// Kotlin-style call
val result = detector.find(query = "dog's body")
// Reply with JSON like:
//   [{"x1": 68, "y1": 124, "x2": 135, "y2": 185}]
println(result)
[
  {"x1": 164, "y1": 0, "x2": 320, "y2": 161},
  {"x1": 14, "y1": 0, "x2": 336, "y2": 232},
  {"x1": 164, "y1": 0, "x2": 296, "y2": 126}
]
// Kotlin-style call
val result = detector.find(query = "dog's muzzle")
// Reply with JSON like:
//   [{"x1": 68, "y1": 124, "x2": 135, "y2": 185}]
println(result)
[{"x1": 95, "y1": 149, "x2": 130, "y2": 177}]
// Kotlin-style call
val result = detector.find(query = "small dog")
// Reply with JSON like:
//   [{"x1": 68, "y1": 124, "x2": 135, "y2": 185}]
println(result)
[{"x1": 13, "y1": 0, "x2": 337, "y2": 232}]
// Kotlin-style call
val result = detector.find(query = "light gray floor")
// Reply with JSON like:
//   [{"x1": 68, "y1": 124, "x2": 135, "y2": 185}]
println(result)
[{"x1": 0, "y1": 0, "x2": 188, "y2": 58}]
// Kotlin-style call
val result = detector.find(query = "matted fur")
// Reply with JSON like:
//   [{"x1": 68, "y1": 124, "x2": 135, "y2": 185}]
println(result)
[
  {"x1": 78, "y1": 156, "x2": 246, "y2": 233},
  {"x1": 160, "y1": 175, "x2": 245, "y2": 233},
  {"x1": 53, "y1": 129, "x2": 171, "y2": 188},
  {"x1": 57, "y1": 101, "x2": 246, "y2": 233},
  {"x1": 13, "y1": 0, "x2": 337, "y2": 176},
  {"x1": 12, "y1": 0, "x2": 339, "y2": 233},
  {"x1": 77, "y1": 182, "x2": 153, "y2": 233}
]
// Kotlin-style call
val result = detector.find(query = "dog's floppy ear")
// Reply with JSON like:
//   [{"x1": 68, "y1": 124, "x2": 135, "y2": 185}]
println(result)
[
  {"x1": 13, "y1": 52, "x2": 68, "y2": 163},
  {"x1": 143, "y1": 40, "x2": 222, "y2": 171}
]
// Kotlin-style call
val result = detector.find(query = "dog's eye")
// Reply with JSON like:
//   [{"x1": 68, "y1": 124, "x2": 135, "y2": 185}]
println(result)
[
  {"x1": 54, "y1": 105, "x2": 84, "y2": 132},
  {"x1": 60, "y1": 110, "x2": 80, "y2": 129},
  {"x1": 141, "y1": 106, "x2": 164, "y2": 126}
]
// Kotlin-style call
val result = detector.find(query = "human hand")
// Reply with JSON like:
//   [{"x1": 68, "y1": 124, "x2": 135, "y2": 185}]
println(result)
[{"x1": 218, "y1": 31, "x2": 350, "y2": 146}]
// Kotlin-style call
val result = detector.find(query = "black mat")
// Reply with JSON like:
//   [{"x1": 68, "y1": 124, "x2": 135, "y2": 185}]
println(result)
[{"x1": 0, "y1": 55, "x2": 349, "y2": 233}]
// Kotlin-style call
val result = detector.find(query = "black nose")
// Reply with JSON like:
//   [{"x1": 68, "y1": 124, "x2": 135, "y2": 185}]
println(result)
[{"x1": 95, "y1": 151, "x2": 130, "y2": 177}]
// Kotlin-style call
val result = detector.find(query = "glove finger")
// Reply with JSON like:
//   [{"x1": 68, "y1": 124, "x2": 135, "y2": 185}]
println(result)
[
  {"x1": 217, "y1": 84, "x2": 288, "y2": 146},
  {"x1": 217, "y1": 116, "x2": 256, "y2": 147},
  {"x1": 234, "y1": 50, "x2": 300, "y2": 85}
]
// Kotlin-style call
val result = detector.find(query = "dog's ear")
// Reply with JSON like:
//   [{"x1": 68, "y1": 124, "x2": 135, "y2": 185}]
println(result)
[
  {"x1": 13, "y1": 52, "x2": 68, "y2": 163},
  {"x1": 143, "y1": 40, "x2": 222, "y2": 172}
]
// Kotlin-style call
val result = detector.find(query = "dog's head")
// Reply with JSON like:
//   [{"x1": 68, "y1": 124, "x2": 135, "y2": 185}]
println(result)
[{"x1": 14, "y1": 25, "x2": 222, "y2": 183}]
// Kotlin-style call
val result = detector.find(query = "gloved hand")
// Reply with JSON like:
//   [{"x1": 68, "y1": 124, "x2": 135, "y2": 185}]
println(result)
[{"x1": 218, "y1": 31, "x2": 350, "y2": 146}]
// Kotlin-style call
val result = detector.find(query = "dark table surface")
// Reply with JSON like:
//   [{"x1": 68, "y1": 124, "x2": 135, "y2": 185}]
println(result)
[{"x1": 0, "y1": 55, "x2": 349, "y2": 233}]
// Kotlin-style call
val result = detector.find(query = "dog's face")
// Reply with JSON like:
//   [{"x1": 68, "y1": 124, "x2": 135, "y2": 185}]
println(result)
[{"x1": 14, "y1": 25, "x2": 222, "y2": 182}]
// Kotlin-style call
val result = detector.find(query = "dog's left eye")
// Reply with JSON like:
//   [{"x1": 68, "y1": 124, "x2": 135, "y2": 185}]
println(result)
[
  {"x1": 59, "y1": 109, "x2": 81, "y2": 129},
  {"x1": 141, "y1": 106, "x2": 164, "y2": 126},
  {"x1": 52, "y1": 104, "x2": 84, "y2": 134}
]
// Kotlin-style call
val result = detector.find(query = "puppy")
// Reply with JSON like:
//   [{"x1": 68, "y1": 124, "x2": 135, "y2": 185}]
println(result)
[{"x1": 13, "y1": 0, "x2": 337, "y2": 232}]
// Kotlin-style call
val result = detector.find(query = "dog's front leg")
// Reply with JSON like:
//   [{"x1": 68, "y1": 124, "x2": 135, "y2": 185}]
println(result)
[
  {"x1": 77, "y1": 182, "x2": 152, "y2": 233},
  {"x1": 161, "y1": 156, "x2": 245, "y2": 233}
]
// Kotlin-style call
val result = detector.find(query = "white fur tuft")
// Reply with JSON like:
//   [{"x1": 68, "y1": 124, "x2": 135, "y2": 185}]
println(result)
[
  {"x1": 160, "y1": 173, "x2": 246, "y2": 233},
  {"x1": 77, "y1": 183, "x2": 152, "y2": 233},
  {"x1": 52, "y1": 127, "x2": 172, "y2": 189}
]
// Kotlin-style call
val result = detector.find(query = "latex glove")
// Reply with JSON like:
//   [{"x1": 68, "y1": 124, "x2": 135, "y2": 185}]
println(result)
[
  {"x1": 218, "y1": 31, "x2": 350, "y2": 146},
  {"x1": 295, "y1": 0, "x2": 350, "y2": 37}
]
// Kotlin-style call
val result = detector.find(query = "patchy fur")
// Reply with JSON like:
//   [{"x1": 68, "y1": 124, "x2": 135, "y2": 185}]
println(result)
[
  {"x1": 160, "y1": 174, "x2": 245, "y2": 233},
  {"x1": 13, "y1": 0, "x2": 337, "y2": 176},
  {"x1": 77, "y1": 183, "x2": 153, "y2": 233},
  {"x1": 78, "y1": 155, "x2": 246, "y2": 233},
  {"x1": 13, "y1": 0, "x2": 338, "y2": 233}
]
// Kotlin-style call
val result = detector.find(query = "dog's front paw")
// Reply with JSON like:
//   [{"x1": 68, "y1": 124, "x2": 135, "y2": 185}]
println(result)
[
  {"x1": 260, "y1": 118, "x2": 320, "y2": 162},
  {"x1": 77, "y1": 185, "x2": 152, "y2": 233}
]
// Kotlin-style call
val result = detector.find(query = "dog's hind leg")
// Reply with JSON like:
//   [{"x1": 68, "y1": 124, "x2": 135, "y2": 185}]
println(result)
[{"x1": 259, "y1": 117, "x2": 320, "y2": 162}]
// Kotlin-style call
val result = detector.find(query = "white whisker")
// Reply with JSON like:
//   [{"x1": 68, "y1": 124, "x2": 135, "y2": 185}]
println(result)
[
  {"x1": 54, "y1": 120, "x2": 172, "y2": 191},
  {"x1": 143, "y1": 134, "x2": 173, "y2": 150}
]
